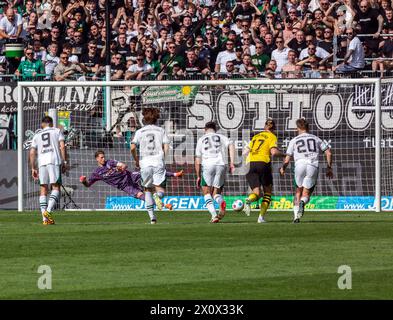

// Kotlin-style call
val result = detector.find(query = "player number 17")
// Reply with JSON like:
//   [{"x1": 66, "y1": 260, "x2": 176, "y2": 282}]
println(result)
[{"x1": 251, "y1": 139, "x2": 265, "y2": 151}]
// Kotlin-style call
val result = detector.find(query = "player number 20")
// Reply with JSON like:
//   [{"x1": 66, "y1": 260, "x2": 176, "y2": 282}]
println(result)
[{"x1": 296, "y1": 138, "x2": 317, "y2": 153}]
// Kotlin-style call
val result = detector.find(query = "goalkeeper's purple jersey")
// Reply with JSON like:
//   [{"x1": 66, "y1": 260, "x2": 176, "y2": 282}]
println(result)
[{"x1": 87, "y1": 160, "x2": 142, "y2": 195}]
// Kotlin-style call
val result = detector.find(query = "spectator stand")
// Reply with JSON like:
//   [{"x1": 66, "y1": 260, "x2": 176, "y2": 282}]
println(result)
[{"x1": 0, "y1": 0, "x2": 393, "y2": 151}]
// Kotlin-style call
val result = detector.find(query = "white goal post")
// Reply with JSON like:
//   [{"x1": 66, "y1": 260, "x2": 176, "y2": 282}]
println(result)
[{"x1": 18, "y1": 78, "x2": 387, "y2": 212}]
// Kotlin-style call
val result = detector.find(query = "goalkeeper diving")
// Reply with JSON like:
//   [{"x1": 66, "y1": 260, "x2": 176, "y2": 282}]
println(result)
[{"x1": 79, "y1": 150, "x2": 183, "y2": 210}]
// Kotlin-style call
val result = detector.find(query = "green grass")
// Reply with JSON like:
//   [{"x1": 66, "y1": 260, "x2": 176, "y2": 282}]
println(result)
[{"x1": 0, "y1": 210, "x2": 393, "y2": 299}]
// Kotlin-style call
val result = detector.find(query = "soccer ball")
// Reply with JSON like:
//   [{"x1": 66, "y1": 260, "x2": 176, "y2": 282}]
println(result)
[{"x1": 232, "y1": 199, "x2": 244, "y2": 212}]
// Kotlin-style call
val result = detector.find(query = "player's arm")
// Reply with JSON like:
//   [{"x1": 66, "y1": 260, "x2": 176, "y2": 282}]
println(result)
[
  {"x1": 195, "y1": 156, "x2": 202, "y2": 188},
  {"x1": 59, "y1": 139, "x2": 69, "y2": 173},
  {"x1": 80, "y1": 172, "x2": 100, "y2": 188},
  {"x1": 116, "y1": 161, "x2": 128, "y2": 171},
  {"x1": 228, "y1": 142, "x2": 235, "y2": 174},
  {"x1": 29, "y1": 147, "x2": 38, "y2": 180},
  {"x1": 195, "y1": 139, "x2": 202, "y2": 187},
  {"x1": 270, "y1": 136, "x2": 285, "y2": 158},
  {"x1": 163, "y1": 143, "x2": 170, "y2": 159},
  {"x1": 270, "y1": 147, "x2": 285, "y2": 158},
  {"x1": 280, "y1": 155, "x2": 292, "y2": 176},
  {"x1": 162, "y1": 130, "x2": 171, "y2": 160},
  {"x1": 280, "y1": 139, "x2": 294, "y2": 175},
  {"x1": 324, "y1": 148, "x2": 333, "y2": 178},
  {"x1": 130, "y1": 143, "x2": 140, "y2": 169},
  {"x1": 80, "y1": 175, "x2": 91, "y2": 187}
]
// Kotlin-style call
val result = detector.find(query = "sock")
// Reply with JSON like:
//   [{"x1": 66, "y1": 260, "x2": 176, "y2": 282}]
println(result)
[
  {"x1": 246, "y1": 193, "x2": 259, "y2": 204},
  {"x1": 166, "y1": 171, "x2": 175, "y2": 177},
  {"x1": 47, "y1": 190, "x2": 59, "y2": 213},
  {"x1": 39, "y1": 195, "x2": 47, "y2": 221},
  {"x1": 301, "y1": 196, "x2": 310, "y2": 205},
  {"x1": 174, "y1": 170, "x2": 183, "y2": 177},
  {"x1": 204, "y1": 194, "x2": 216, "y2": 218},
  {"x1": 213, "y1": 194, "x2": 224, "y2": 206},
  {"x1": 259, "y1": 193, "x2": 272, "y2": 217},
  {"x1": 145, "y1": 191, "x2": 156, "y2": 221},
  {"x1": 293, "y1": 205, "x2": 299, "y2": 219},
  {"x1": 156, "y1": 191, "x2": 164, "y2": 199}
]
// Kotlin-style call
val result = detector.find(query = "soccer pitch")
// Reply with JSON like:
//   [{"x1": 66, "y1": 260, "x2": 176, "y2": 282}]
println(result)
[{"x1": 0, "y1": 210, "x2": 393, "y2": 300}]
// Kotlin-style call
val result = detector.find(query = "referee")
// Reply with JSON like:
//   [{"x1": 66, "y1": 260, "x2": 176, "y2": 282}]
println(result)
[{"x1": 243, "y1": 119, "x2": 284, "y2": 223}]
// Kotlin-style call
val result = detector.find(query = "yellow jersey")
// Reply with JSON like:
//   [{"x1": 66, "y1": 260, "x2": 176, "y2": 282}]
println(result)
[{"x1": 247, "y1": 131, "x2": 278, "y2": 163}]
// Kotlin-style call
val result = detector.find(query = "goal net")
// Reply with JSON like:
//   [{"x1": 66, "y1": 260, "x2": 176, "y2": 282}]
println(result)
[{"x1": 18, "y1": 78, "x2": 391, "y2": 212}]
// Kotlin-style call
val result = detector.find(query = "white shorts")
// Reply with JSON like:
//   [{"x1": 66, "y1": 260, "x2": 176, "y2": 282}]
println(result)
[
  {"x1": 141, "y1": 166, "x2": 166, "y2": 188},
  {"x1": 39, "y1": 164, "x2": 61, "y2": 185},
  {"x1": 294, "y1": 161, "x2": 319, "y2": 190},
  {"x1": 202, "y1": 165, "x2": 226, "y2": 188}
]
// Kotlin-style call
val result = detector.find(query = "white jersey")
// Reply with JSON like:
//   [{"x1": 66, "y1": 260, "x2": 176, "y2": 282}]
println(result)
[
  {"x1": 131, "y1": 124, "x2": 170, "y2": 169},
  {"x1": 195, "y1": 132, "x2": 233, "y2": 166},
  {"x1": 31, "y1": 127, "x2": 65, "y2": 167},
  {"x1": 286, "y1": 133, "x2": 329, "y2": 164}
]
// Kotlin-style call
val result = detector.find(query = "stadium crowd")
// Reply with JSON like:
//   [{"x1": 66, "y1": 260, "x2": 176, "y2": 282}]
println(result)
[{"x1": 0, "y1": 0, "x2": 392, "y2": 80}]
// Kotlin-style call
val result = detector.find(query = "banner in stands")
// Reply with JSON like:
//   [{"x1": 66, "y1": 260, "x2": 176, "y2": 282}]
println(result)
[
  {"x1": 20, "y1": 83, "x2": 393, "y2": 210},
  {"x1": 0, "y1": 150, "x2": 18, "y2": 209},
  {"x1": 0, "y1": 82, "x2": 17, "y2": 113}
]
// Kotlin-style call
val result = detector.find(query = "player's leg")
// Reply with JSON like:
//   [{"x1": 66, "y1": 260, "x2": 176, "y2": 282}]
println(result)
[
  {"x1": 152, "y1": 166, "x2": 169, "y2": 210},
  {"x1": 123, "y1": 176, "x2": 145, "y2": 200},
  {"x1": 39, "y1": 184, "x2": 49, "y2": 224},
  {"x1": 258, "y1": 163, "x2": 273, "y2": 223},
  {"x1": 299, "y1": 164, "x2": 318, "y2": 218},
  {"x1": 154, "y1": 187, "x2": 173, "y2": 210},
  {"x1": 127, "y1": 172, "x2": 164, "y2": 205},
  {"x1": 212, "y1": 165, "x2": 226, "y2": 220},
  {"x1": 204, "y1": 187, "x2": 218, "y2": 223},
  {"x1": 166, "y1": 170, "x2": 184, "y2": 177},
  {"x1": 38, "y1": 165, "x2": 55, "y2": 224},
  {"x1": 141, "y1": 167, "x2": 157, "y2": 223},
  {"x1": 258, "y1": 184, "x2": 272, "y2": 223},
  {"x1": 125, "y1": 186, "x2": 145, "y2": 200},
  {"x1": 294, "y1": 162, "x2": 307, "y2": 220},
  {"x1": 201, "y1": 166, "x2": 218, "y2": 222},
  {"x1": 43, "y1": 164, "x2": 61, "y2": 223},
  {"x1": 145, "y1": 187, "x2": 157, "y2": 224},
  {"x1": 293, "y1": 187, "x2": 303, "y2": 223},
  {"x1": 244, "y1": 163, "x2": 262, "y2": 216}
]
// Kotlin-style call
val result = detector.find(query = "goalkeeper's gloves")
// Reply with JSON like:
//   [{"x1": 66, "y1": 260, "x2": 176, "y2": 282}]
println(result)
[{"x1": 79, "y1": 176, "x2": 87, "y2": 183}]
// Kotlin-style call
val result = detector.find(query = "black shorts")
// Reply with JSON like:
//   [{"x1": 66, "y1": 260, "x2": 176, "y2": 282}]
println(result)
[{"x1": 246, "y1": 161, "x2": 273, "y2": 189}]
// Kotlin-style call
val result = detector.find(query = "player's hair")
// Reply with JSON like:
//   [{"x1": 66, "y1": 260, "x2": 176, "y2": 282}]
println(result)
[
  {"x1": 142, "y1": 107, "x2": 160, "y2": 125},
  {"x1": 265, "y1": 118, "x2": 276, "y2": 131},
  {"x1": 95, "y1": 150, "x2": 105, "y2": 158},
  {"x1": 296, "y1": 118, "x2": 309, "y2": 131},
  {"x1": 41, "y1": 115, "x2": 53, "y2": 125},
  {"x1": 204, "y1": 121, "x2": 217, "y2": 131}
]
